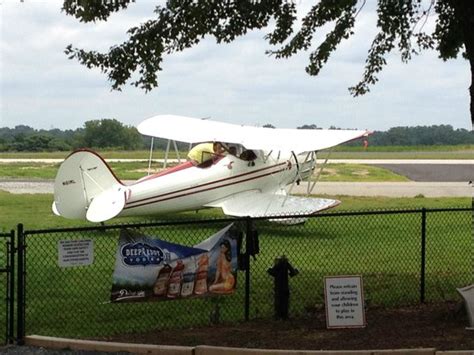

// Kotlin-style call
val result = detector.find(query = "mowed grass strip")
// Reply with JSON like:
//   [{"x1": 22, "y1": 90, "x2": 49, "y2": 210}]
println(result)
[
  {"x1": 0, "y1": 161, "x2": 160, "y2": 180},
  {"x1": 0, "y1": 161, "x2": 161, "y2": 180},
  {"x1": 0, "y1": 162, "x2": 60, "y2": 180},
  {"x1": 0, "y1": 190, "x2": 469, "y2": 231},
  {"x1": 315, "y1": 163, "x2": 409, "y2": 182},
  {"x1": 0, "y1": 145, "x2": 473, "y2": 160},
  {"x1": 0, "y1": 162, "x2": 409, "y2": 182}
]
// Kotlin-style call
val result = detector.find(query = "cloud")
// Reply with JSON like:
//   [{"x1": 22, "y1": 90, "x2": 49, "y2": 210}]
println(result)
[{"x1": 0, "y1": 1, "x2": 471, "y2": 132}]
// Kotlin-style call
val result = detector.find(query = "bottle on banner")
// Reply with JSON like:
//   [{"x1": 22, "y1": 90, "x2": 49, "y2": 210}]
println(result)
[
  {"x1": 194, "y1": 253, "x2": 209, "y2": 295},
  {"x1": 153, "y1": 264, "x2": 172, "y2": 297},
  {"x1": 167, "y1": 260, "x2": 185, "y2": 298},
  {"x1": 181, "y1": 256, "x2": 197, "y2": 298}
]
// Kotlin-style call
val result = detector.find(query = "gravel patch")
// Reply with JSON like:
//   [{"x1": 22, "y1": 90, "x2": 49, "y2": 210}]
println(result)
[{"x1": 0, "y1": 180, "x2": 54, "y2": 194}]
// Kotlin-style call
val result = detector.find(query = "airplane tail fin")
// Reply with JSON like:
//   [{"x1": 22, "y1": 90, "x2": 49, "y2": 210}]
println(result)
[{"x1": 53, "y1": 149, "x2": 128, "y2": 222}]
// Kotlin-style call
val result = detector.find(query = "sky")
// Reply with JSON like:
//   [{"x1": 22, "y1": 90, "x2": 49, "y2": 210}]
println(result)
[{"x1": 0, "y1": 1, "x2": 472, "y2": 132}]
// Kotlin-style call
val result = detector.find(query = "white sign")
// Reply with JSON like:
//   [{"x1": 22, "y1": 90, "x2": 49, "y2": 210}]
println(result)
[
  {"x1": 58, "y1": 239, "x2": 94, "y2": 267},
  {"x1": 324, "y1": 275, "x2": 366, "y2": 329}
]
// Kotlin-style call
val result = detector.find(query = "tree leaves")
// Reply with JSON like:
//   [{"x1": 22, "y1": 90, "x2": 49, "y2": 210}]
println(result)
[
  {"x1": 64, "y1": 0, "x2": 469, "y2": 96},
  {"x1": 62, "y1": 0, "x2": 134, "y2": 23}
]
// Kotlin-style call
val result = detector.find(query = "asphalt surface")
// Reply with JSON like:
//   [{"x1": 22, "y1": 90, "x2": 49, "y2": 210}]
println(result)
[{"x1": 374, "y1": 164, "x2": 472, "y2": 182}]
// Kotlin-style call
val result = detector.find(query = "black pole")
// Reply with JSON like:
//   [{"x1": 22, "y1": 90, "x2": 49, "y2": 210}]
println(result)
[
  {"x1": 8, "y1": 229, "x2": 15, "y2": 343},
  {"x1": 16, "y1": 224, "x2": 25, "y2": 345},
  {"x1": 244, "y1": 218, "x2": 251, "y2": 321},
  {"x1": 420, "y1": 208, "x2": 426, "y2": 304},
  {"x1": 4, "y1": 233, "x2": 9, "y2": 344}
]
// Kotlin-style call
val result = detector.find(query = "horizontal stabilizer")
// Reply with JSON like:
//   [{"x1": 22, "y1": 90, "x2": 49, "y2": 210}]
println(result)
[
  {"x1": 207, "y1": 190, "x2": 340, "y2": 218},
  {"x1": 86, "y1": 186, "x2": 127, "y2": 223},
  {"x1": 52, "y1": 201, "x2": 60, "y2": 216}
]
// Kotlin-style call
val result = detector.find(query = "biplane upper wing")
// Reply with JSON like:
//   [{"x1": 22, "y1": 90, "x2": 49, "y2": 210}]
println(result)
[
  {"x1": 138, "y1": 115, "x2": 370, "y2": 154},
  {"x1": 206, "y1": 190, "x2": 340, "y2": 218}
]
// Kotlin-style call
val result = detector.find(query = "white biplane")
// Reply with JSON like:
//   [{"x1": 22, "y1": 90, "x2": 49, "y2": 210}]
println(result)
[{"x1": 53, "y1": 115, "x2": 370, "y2": 223}]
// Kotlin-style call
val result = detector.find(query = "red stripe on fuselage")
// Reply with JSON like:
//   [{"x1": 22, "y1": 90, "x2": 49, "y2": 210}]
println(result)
[{"x1": 123, "y1": 162, "x2": 288, "y2": 210}]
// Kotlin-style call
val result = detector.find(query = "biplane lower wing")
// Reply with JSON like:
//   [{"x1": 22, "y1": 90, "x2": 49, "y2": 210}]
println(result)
[{"x1": 206, "y1": 191, "x2": 340, "y2": 218}]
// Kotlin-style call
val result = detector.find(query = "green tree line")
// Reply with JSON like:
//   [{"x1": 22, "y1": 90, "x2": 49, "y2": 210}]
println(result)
[
  {"x1": 0, "y1": 119, "x2": 148, "y2": 152},
  {"x1": 0, "y1": 119, "x2": 472, "y2": 152},
  {"x1": 366, "y1": 125, "x2": 474, "y2": 146}
]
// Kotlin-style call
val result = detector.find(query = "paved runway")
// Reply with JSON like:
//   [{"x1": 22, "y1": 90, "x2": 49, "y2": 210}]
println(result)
[{"x1": 373, "y1": 164, "x2": 472, "y2": 182}]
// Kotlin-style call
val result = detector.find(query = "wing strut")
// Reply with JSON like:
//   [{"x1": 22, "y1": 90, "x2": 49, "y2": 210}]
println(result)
[
  {"x1": 147, "y1": 137, "x2": 154, "y2": 175},
  {"x1": 305, "y1": 151, "x2": 317, "y2": 195},
  {"x1": 307, "y1": 149, "x2": 332, "y2": 195},
  {"x1": 282, "y1": 148, "x2": 332, "y2": 206},
  {"x1": 161, "y1": 139, "x2": 183, "y2": 170},
  {"x1": 281, "y1": 151, "x2": 300, "y2": 206},
  {"x1": 172, "y1": 140, "x2": 181, "y2": 163},
  {"x1": 264, "y1": 150, "x2": 273, "y2": 163}
]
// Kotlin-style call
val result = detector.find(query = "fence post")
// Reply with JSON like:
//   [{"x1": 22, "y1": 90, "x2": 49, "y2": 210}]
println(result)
[
  {"x1": 244, "y1": 217, "x2": 252, "y2": 321},
  {"x1": 420, "y1": 208, "x2": 426, "y2": 304},
  {"x1": 16, "y1": 224, "x2": 25, "y2": 345},
  {"x1": 8, "y1": 229, "x2": 15, "y2": 344}
]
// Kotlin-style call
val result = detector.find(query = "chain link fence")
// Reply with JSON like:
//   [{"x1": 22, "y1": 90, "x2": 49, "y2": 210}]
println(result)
[
  {"x1": 16, "y1": 207, "x2": 473, "y2": 341},
  {"x1": 20, "y1": 219, "x2": 245, "y2": 340},
  {"x1": 425, "y1": 209, "x2": 473, "y2": 302},
  {"x1": 249, "y1": 208, "x2": 472, "y2": 319}
]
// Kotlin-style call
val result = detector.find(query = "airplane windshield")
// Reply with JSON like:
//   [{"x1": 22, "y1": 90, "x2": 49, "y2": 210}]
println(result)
[
  {"x1": 188, "y1": 142, "x2": 258, "y2": 169},
  {"x1": 224, "y1": 143, "x2": 257, "y2": 162}
]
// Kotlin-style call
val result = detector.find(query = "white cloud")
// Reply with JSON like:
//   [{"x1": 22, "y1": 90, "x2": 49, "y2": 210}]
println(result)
[{"x1": 0, "y1": 1, "x2": 471, "y2": 132}]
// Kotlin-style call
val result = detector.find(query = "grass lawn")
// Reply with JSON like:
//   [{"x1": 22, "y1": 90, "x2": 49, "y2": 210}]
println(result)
[
  {"x1": 0, "y1": 190, "x2": 469, "y2": 231},
  {"x1": 0, "y1": 191, "x2": 470, "y2": 339}
]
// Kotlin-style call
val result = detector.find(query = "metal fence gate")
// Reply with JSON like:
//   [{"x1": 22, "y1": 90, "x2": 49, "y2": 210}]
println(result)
[{"x1": 0, "y1": 230, "x2": 15, "y2": 345}]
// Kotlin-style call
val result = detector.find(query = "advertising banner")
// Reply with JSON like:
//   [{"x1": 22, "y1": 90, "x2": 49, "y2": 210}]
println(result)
[{"x1": 110, "y1": 224, "x2": 239, "y2": 302}]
